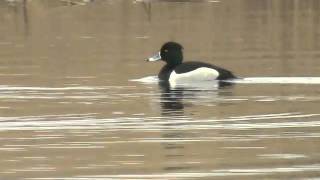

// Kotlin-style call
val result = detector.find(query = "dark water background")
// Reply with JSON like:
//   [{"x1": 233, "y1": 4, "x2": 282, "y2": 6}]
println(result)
[{"x1": 1, "y1": 0, "x2": 320, "y2": 179}]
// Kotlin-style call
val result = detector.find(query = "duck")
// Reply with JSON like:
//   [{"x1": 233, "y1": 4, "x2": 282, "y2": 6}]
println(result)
[{"x1": 147, "y1": 42, "x2": 236, "y2": 83}]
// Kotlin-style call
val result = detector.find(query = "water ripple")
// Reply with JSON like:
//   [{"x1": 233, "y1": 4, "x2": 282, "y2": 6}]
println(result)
[
  {"x1": 0, "y1": 112, "x2": 319, "y2": 132},
  {"x1": 25, "y1": 163, "x2": 320, "y2": 179}
]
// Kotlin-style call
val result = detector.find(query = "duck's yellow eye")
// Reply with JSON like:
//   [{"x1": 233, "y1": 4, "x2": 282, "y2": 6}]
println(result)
[{"x1": 164, "y1": 49, "x2": 168, "y2": 52}]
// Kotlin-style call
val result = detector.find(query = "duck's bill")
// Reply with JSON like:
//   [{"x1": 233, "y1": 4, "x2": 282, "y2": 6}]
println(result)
[{"x1": 147, "y1": 52, "x2": 161, "y2": 62}]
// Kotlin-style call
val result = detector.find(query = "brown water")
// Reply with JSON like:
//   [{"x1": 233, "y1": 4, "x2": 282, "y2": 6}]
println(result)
[{"x1": 1, "y1": 0, "x2": 320, "y2": 179}]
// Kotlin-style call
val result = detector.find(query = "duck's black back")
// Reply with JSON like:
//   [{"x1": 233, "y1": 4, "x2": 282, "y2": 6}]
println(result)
[{"x1": 174, "y1": 62, "x2": 236, "y2": 80}]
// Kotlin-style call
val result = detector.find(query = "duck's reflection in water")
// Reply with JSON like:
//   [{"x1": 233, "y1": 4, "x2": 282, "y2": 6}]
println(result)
[
  {"x1": 157, "y1": 81, "x2": 234, "y2": 171},
  {"x1": 159, "y1": 81, "x2": 234, "y2": 115},
  {"x1": 159, "y1": 81, "x2": 185, "y2": 117}
]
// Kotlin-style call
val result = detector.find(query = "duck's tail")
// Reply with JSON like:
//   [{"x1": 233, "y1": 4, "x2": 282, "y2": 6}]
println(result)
[{"x1": 217, "y1": 69, "x2": 237, "y2": 80}]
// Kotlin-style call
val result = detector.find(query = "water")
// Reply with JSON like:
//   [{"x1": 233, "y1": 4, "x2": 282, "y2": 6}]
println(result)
[{"x1": 1, "y1": 0, "x2": 320, "y2": 179}]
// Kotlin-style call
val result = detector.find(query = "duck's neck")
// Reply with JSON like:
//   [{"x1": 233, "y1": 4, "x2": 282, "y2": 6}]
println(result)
[
  {"x1": 166, "y1": 60, "x2": 182, "y2": 68},
  {"x1": 167, "y1": 63, "x2": 179, "y2": 69}
]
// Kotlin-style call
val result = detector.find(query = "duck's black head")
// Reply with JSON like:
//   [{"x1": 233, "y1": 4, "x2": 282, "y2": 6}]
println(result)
[{"x1": 147, "y1": 42, "x2": 183, "y2": 67}]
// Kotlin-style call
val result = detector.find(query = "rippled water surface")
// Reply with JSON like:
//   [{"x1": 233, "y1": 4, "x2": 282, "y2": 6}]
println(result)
[{"x1": 1, "y1": 0, "x2": 320, "y2": 179}]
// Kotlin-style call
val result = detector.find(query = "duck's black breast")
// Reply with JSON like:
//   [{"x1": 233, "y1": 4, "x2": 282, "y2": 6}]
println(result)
[
  {"x1": 173, "y1": 62, "x2": 236, "y2": 80},
  {"x1": 158, "y1": 65, "x2": 174, "y2": 81}
]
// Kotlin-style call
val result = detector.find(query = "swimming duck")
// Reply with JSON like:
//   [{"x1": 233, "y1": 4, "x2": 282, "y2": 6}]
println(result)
[{"x1": 147, "y1": 42, "x2": 236, "y2": 83}]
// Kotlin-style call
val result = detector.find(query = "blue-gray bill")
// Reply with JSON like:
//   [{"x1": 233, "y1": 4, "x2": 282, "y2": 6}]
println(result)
[{"x1": 147, "y1": 52, "x2": 161, "y2": 62}]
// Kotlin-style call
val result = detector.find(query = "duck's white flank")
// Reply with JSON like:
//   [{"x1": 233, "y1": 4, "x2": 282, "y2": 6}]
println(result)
[{"x1": 169, "y1": 67, "x2": 219, "y2": 84}]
